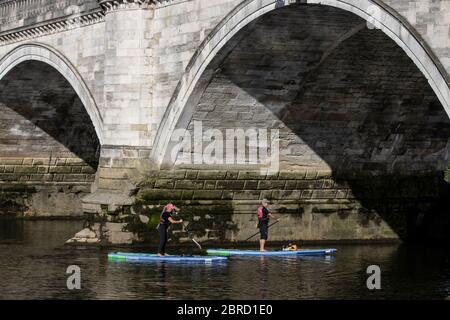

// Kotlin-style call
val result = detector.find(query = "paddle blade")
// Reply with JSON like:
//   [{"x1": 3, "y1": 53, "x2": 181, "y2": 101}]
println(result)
[{"x1": 192, "y1": 238, "x2": 202, "y2": 250}]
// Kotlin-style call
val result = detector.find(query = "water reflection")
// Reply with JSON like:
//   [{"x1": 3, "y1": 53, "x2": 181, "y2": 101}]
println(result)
[
  {"x1": 0, "y1": 220, "x2": 448, "y2": 299},
  {"x1": 0, "y1": 219, "x2": 23, "y2": 242}
]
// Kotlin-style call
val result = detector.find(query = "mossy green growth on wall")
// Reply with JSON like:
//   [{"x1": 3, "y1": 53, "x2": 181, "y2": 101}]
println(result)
[
  {"x1": 128, "y1": 182, "x2": 239, "y2": 243},
  {"x1": 121, "y1": 212, "x2": 160, "y2": 243},
  {"x1": 445, "y1": 162, "x2": 450, "y2": 183},
  {"x1": 123, "y1": 169, "x2": 450, "y2": 242}
]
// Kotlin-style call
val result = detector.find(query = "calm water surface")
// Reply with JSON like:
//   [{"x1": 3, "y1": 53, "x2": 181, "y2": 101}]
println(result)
[{"x1": 0, "y1": 220, "x2": 449, "y2": 299}]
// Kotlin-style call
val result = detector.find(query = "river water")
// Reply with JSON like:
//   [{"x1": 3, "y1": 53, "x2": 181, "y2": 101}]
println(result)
[{"x1": 0, "y1": 220, "x2": 449, "y2": 300}]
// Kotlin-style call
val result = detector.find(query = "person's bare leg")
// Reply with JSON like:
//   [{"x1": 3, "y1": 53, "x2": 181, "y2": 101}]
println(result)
[{"x1": 260, "y1": 239, "x2": 266, "y2": 251}]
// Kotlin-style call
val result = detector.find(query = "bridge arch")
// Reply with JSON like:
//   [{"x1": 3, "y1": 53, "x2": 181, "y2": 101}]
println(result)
[
  {"x1": 0, "y1": 43, "x2": 103, "y2": 144},
  {"x1": 151, "y1": 0, "x2": 450, "y2": 167}
]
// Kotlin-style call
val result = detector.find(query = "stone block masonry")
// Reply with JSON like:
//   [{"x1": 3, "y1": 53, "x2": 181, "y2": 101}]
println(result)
[
  {"x1": 0, "y1": 60, "x2": 99, "y2": 217},
  {"x1": 178, "y1": 6, "x2": 450, "y2": 175},
  {"x1": 132, "y1": 169, "x2": 443, "y2": 241},
  {"x1": 0, "y1": 0, "x2": 448, "y2": 241},
  {"x1": 0, "y1": 0, "x2": 449, "y2": 155},
  {"x1": 0, "y1": 156, "x2": 95, "y2": 217},
  {"x1": 0, "y1": 157, "x2": 95, "y2": 183}
]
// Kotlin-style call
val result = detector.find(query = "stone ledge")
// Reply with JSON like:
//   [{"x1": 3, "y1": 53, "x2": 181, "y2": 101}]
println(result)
[
  {"x1": 65, "y1": 223, "x2": 138, "y2": 245},
  {"x1": 0, "y1": 8, "x2": 105, "y2": 45},
  {"x1": 82, "y1": 189, "x2": 134, "y2": 214},
  {"x1": 142, "y1": 170, "x2": 443, "y2": 181}
]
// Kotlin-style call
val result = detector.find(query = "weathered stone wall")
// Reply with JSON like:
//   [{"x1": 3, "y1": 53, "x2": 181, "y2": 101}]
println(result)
[
  {"x1": 133, "y1": 169, "x2": 443, "y2": 241},
  {"x1": 102, "y1": 5, "x2": 153, "y2": 147},
  {"x1": 150, "y1": 0, "x2": 242, "y2": 143},
  {"x1": 0, "y1": 1, "x2": 105, "y2": 126},
  {"x1": 0, "y1": 60, "x2": 99, "y2": 217},
  {"x1": 0, "y1": 0, "x2": 100, "y2": 33},
  {"x1": 0, "y1": 0, "x2": 448, "y2": 236},
  {"x1": 382, "y1": 0, "x2": 450, "y2": 76},
  {"x1": 145, "y1": 4, "x2": 450, "y2": 242},
  {"x1": 152, "y1": 0, "x2": 450, "y2": 153},
  {"x1": 0, "y1": 61, "x2": 100, "y2": 161},
  {"x1": 177, "y1": 5, "x2": 450, "y2": 174},
  {"x1": 0, "y1": 0, "x2": 449, "y2": 150}
]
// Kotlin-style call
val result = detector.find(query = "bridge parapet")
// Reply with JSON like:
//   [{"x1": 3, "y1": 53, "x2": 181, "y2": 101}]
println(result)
[{"x1": 0, "y1": 0, "x2": 100, "y2": 31}]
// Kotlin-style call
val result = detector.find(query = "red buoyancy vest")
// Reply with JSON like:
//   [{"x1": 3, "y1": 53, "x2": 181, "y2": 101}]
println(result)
[
  {"x1": 258, "y1": 207, "x2": 270, "y2": 219},
  {"x1": 258, "y1": 207, "x2": 263, "y2": 218}
]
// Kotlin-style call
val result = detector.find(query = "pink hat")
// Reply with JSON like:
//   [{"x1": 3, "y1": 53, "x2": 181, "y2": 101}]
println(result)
[{"x1": 165, "y1": 203, "x2": 174, "y2": 210}]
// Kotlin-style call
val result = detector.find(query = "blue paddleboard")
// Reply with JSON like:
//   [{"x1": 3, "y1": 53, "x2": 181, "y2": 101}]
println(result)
[
  {"x1": 108, "y1": 252, "x2": 227, "y2": 263},
  {"x1": 206, "y1": 248, "x2": 337, "y2": 257}
]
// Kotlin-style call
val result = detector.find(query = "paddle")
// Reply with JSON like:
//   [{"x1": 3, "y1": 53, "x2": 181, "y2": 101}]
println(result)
[
  {"x1": 173, "y1": 211, "x2": 203, "y2": 251},
  {"x1": 138, "y1": 211, "x2": 203, "y2": 253},
  {"x1": 184, "y1": 225, "x2": 203, "y2": 251},
  {"x1": 244, "y1": 220, "x2": 280, "y2": 242}
]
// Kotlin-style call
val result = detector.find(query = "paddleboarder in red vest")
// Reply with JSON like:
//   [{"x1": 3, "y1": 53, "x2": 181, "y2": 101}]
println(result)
[
  {"x1": 157, "y1": 203, "x2": 183, "y2": 256},
  {"x1": 258, "y1": 199, "x2": 279, "y2": 251}
]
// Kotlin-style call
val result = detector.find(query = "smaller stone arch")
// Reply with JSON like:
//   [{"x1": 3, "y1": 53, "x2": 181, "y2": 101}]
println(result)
[
  {"x1": 151, "y1": 0, "x2": 450, "y2": 167},
  {"x1": 0, "y1": 43, "x2": 104, "y2": 144}
]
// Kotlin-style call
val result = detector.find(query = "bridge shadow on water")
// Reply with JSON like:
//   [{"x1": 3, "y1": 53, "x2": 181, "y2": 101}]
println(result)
[
  {"x1": 194, "y1": 5, "x2": 450, "y2": 241},
  {"x1": 0, "y1": 60, "x2": 100, "y2": 169}
]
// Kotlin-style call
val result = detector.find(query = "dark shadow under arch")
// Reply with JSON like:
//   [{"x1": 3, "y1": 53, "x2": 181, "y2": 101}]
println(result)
[{"x1": 0, "y1": 60, "x2": 100, "y2": 169}]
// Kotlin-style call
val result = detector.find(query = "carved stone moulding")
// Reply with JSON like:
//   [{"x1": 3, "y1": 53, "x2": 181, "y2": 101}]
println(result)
[
  {"x1": 0, "y1": 10, "x2": 105, "y2": 45},
  {"x1": 97, "y1": 0, "x2": 175, "y2": 12}
]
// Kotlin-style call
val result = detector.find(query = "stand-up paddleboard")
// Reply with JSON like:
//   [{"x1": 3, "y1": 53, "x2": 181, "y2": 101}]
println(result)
[
  {"x1": 108, "y1": 252, "x2": 227, "y2": 263},
  {"x1": 206, "y1": 248, "x2": 337, "y2": 257}
]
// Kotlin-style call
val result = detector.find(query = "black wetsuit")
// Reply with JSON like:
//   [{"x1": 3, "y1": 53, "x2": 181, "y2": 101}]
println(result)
[
  {"x1": 259, "y1": 207, "x2": 270, "y2": 240},
  {"x1": 157, "y1": 210, "x2": 173, "y2": 254}
]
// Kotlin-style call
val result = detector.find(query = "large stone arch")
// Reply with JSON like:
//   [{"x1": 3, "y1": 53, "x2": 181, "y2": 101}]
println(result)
[
  {"x1": 151, "y1": 0, "x2": 450, "y2": 167},
  {"x1": 0, "y1": 42, "x2": 103, "y2": 144}
]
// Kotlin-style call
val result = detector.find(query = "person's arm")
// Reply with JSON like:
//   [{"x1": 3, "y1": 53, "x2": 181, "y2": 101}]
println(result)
[
  {"x1": 269, "y1": 212, "x2": 280, "y2": 221},
  {"x1": 168, "y1": 216, "x2": 183, "y2": 224}
]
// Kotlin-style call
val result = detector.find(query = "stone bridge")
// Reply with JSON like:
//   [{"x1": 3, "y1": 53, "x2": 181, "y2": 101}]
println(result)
[{"x1": 1, "y1": 0, "x2": 449, "y2": 241}]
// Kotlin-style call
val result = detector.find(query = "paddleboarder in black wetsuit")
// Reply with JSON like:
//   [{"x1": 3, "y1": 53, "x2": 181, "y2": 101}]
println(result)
[
  {"x1": 157, "y1": 203, "x2": 183, "y2": 256},
  {"x1": 258, "y1": 199, "x2": 279, "y2": 251}
]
